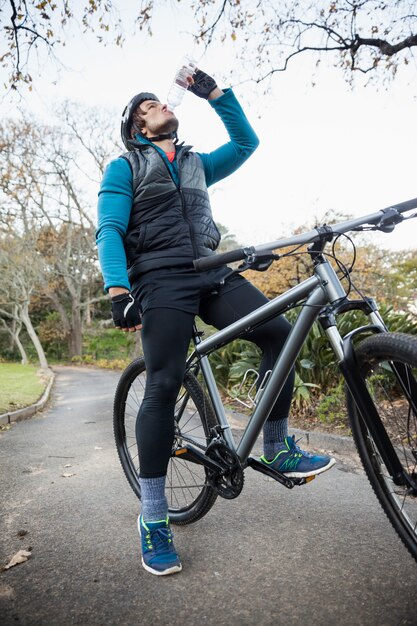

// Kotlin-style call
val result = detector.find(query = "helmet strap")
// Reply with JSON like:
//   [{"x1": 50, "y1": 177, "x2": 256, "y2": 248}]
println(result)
[{"x1": 146, "y1": 131, "x2": 178, "y2": 143}]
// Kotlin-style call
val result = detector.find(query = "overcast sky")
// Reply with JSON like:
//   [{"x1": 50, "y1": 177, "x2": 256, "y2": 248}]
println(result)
[{"x1": 1, "y1": 1, "x2": 416, "y2": 252}]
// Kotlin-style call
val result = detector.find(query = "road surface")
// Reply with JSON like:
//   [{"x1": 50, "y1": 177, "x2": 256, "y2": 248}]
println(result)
[{"x1": 1, "y1": 366, "x2": 416, "y2": 625}]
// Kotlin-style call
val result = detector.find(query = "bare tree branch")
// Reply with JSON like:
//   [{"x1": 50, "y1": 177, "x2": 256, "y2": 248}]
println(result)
[{"x1": 185, "y1": 0, "x2": 417, "y2": 86}]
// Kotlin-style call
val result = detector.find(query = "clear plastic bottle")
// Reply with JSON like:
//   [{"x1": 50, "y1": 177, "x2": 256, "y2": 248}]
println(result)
[{"x1": 166, "y1": 57, "x2": 197, "y2": 110}]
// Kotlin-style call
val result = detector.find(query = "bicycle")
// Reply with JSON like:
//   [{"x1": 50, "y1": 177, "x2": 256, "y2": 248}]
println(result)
[{"x1": 113, "y1": 197, "x2": 417, "y2": 563}]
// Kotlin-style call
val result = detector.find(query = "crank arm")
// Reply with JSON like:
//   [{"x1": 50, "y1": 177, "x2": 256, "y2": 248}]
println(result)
[{"x1": 173, "y1": 445, "x2": 225, "y2": 474}]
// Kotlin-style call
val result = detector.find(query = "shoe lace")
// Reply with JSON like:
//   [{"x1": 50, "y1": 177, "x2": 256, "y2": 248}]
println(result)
[
  {"x1": 146, "y1": 526, "x2": 173, "y2": 553},
  {"x1": 293, "y1": 436, "x2": 314, "y2": 458}
]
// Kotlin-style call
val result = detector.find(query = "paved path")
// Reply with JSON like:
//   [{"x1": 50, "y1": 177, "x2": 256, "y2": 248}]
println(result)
[{"x1": 1, "y1": 366, "x2": 416, "y2": 626}]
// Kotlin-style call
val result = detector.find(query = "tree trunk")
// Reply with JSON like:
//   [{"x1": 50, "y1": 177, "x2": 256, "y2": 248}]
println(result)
[
  {"x1": 7, "y1": 322, "x2": 15, "y2": 351},
  {"x1": 0, "y1": 318, "x2": 28, "y2": 364},
  {"x1": 68, "y1": 304, "x2": 83, "y2": 357},
  {"x1": 48, "y1": 294, "x2": 71, "y2": 335},
  {"x1": 83, "y1": 288, "x2": 92, "y2": 327},
  {"x1": 14, "y1": 329, "x2": 29, "y2": 365},
  {"x1": 20, "y1": 304, "x2": 49, "y2": 369},
  {"x1": 132, "y1": 332, "x2": 142, "y2": 359}
]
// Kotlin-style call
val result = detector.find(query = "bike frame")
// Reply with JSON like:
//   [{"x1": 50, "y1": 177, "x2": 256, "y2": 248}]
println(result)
[
  {"x1": 181, "y1": 197, "x2": 417, "y2": 486},
  {"x1": 187, "y1": 256, "x2": 383, "y2": 462}
]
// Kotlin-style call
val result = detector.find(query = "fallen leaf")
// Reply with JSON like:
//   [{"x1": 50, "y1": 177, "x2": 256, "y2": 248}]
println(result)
[
  {"x1": 3, "y1": 550, "x2": 31, "y2": 571},
  {"x1": 0, "y1": 583, "x2": 15, "y2": 598},
  {"x1": 62, "y1": 473, "x2": 75, "y2": 478}
]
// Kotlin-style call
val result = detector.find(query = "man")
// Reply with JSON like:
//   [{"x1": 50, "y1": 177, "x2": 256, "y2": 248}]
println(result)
[{"x1": 96, "y1": 68, "x2": 335, "y2": 576}]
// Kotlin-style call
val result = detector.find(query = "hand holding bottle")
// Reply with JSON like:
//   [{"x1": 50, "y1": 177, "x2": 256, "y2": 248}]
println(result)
[
  {"x1": 166, "y1": 58, "x2": 221, "y2": 109},
  {"x1": 188, "y1": 69, "x2": 218, "y2": 99}
]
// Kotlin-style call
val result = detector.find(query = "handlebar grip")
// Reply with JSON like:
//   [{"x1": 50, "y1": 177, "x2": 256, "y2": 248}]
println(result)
[{"x1": 193, "y1": 248, "x2": 248, "y2": 272}]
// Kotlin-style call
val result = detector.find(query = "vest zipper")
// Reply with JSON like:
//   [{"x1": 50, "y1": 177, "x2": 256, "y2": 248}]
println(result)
[{"x1": 156, "y1": 148, "x2": 199, "y2": 259}]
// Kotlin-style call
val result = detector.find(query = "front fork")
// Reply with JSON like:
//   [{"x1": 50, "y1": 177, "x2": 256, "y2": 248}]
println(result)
[{"x1": 321, "y1": 299, "x2": 417, "y2": 491}]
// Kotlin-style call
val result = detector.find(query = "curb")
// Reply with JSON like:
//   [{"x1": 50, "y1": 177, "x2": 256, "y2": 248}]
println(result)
[
  {"x1": 0, "y1": 368, "x2": 55, "y2": 427},
  {"x1": 290, "y1": 427, "x2": 357, "y2": 456}
]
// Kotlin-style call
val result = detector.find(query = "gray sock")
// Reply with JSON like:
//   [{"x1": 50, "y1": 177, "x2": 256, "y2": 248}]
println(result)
[
  {"x1": 139, "y1": 475, "x2": 168, "y2": 522},
  {"x1": 263, "y1": 417, "x2": 289, "y2": 459}
]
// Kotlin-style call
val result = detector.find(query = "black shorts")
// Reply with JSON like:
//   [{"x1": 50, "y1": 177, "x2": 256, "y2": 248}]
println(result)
[{"x1": 131, "y1": 265, "x2": 247, "y2": 316}]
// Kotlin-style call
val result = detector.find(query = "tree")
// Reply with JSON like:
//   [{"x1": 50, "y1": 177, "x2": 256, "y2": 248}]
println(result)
[
  {"x1": 0, "y1": 304, "x2": 29, "y2": 364},
  {"x1": 180, "y1": 0, "x2": 417, "y2": 85},
  {"x1": 361, "y1": 248, "x2": 417, "y2": 313},
  {"x1": 246, "y1": 215, "x2": 417, "y2": 314},
  {"x1": 2, "y1": 1, "x2": 416, "y2": 91},
  {"x1": 216, "y1": 222, "x2": 240, "y2": 253},
  {"x1": 246, "y1": 245, "x2": 311, "y2": 299},
  {"x1": 0, "y1": 234, "x2": 49, "y2": 368},
  {"x1": 0, "y1": 0, "x2": 124, "y2": 90},
  {"x1": 0, "y1": 103, "x2": 114, "y2": 357}
]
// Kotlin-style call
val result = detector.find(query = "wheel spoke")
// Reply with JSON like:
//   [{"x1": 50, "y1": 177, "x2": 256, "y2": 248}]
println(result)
[{"x1": 350, "y1": 334, "x2": 417, "y2": 562}]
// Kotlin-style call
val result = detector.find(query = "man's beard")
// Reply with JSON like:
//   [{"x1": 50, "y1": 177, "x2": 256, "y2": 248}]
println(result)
[{"x1": 148, "y1": 116, "x2": 179, "y2": 136}]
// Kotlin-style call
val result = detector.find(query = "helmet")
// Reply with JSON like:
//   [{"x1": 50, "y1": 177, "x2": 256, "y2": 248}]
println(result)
[{"x1": 121, "y1": 92, "x2": 160, "y2": 151}]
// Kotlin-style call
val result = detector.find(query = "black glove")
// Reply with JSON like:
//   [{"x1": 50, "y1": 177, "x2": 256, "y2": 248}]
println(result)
[
  {"x1": 111, "y1": 292, "x2": 141, "y2": 329},
  {"x1": 188, "y1": 69, "x2": 217, "y2": 99}
]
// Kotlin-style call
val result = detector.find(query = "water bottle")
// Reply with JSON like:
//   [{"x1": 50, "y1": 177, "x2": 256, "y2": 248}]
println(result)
[{"x1": 166, "y1": 57, "x2": 197, "y2": 110}]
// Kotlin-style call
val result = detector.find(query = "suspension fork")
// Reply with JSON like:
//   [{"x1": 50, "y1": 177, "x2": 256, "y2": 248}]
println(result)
[
  {"x1": 341, "y1": 328, "x2": 417, "y2": 489},
  {"x1": 318, "y1": 289, "x2": 416, "y2": 487}
]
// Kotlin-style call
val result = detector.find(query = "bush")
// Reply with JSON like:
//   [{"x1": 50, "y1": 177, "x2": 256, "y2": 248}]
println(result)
[
  {"x1": 82, "y1": 326, "x2": 141, "y2": 361},
  {"x1": 205, "y1": 300, "x2": 417, "y2": 415},
  {"x1": 37, "y1": 311, "x2": 68, "y2": 360},
  {"x1": 316, "y1": 380, "x2": 349, "y2": 429},
  {"x1": 208, "y1": 340, "x2": 260, "y2": 394},
  {"x1": 70, "y1": 354, "x2": 129, "y2": 370},
  {"x1": 287, "y1": 302, "x2": 417, "y2": 395}
]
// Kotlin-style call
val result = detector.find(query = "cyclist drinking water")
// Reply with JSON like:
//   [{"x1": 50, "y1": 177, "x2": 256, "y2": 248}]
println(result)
[{"x1": 96, "y1": 68, "x2": 335, "y2": 576}]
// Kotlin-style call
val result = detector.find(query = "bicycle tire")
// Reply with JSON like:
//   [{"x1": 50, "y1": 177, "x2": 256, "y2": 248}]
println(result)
[
  {"x1": 113, "y1": 356, "x2": 219, "y2": 525},
  {"x1": 347, "y1": 332, "x2": 417, "y2": 562}
]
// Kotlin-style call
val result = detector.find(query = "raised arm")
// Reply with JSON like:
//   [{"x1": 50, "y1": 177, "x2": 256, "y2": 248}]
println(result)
[{"x1": 198, "y1": 88, "x2": 260, "y2": 187}]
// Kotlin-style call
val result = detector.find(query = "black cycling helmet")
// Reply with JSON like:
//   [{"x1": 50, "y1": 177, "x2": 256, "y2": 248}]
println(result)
[{"x1": 121, "y1": 92, "x2": 160, "y2": 151}]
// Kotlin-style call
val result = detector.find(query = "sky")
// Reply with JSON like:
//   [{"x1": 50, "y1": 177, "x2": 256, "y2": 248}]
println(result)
[{"x1": 1, "y1": 1, "x2": 416, "y2": 253}]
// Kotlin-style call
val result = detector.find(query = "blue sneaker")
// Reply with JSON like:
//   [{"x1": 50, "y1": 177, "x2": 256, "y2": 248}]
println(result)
[
  {"x1": 260, "y1": 435, "x2": 336, "y2": 478},
  {"x1": 138, "y1": 515, "x2": 182, "y2": 576}
]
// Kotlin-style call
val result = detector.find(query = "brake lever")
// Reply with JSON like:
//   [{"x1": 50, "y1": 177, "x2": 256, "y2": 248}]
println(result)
[
  {"x1": 377, "y1": 207, "x2": 404, "y2": 233},
  {"x1": 353, "y1": 208, "x2": 405, "y2": 233},
  {"x1": 237, "y1": 251, "x2": 278, "y2": 273}
]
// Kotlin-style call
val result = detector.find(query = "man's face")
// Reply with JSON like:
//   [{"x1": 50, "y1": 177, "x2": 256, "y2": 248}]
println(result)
[{"x1": 138, "y1": 100, "x2": 179, "y2": 138}]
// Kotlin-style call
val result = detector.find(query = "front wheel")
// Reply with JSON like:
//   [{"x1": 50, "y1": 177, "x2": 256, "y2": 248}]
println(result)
[
  {"x1": 347, "y1": 332, "x2": 417, "y2": 562},
  {"x1": 113, "y1": 357, "x2": 219, "y2": 525}
]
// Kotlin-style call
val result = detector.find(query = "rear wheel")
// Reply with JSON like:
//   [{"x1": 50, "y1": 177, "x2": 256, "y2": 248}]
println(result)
[
  {"x1": 113, "y1": 357, "x2": 219, "y2": 525},
  {"x1": 347, "y1": 332, "x2": 417, "y2": 562}
]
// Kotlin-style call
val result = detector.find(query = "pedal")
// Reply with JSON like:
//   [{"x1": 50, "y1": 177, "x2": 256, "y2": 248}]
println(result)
[{"x1": 247, "y1": 457, "x2": 315, "y2": 488}]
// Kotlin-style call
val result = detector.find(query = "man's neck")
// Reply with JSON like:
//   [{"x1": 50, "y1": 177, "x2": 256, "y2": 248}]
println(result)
[{"x1": 151, "y1": 138, "x2": 175, "y2": 153}]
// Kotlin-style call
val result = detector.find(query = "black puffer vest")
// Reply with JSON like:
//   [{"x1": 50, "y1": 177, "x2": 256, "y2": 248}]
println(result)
[{"x1": 121, "y1": 143, "x2": 220, "y2": 281}]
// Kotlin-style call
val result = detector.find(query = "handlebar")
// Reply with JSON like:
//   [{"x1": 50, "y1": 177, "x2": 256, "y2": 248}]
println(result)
[
  {"x1": 193, "y1": 197, "x2": 417, "y2": 272},
  {"x1": 194, "y1": 247, "x2": 255, "y2": 272}
]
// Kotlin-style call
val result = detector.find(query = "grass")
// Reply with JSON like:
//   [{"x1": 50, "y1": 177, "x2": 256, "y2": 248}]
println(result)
[{"x1": 0, "y1": 363, "x2": 47, "y2": 414}]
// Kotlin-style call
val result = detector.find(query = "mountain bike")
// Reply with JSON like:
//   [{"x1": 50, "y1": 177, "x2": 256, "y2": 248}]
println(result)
[{"x1": 113, "y1": 197, "x2": 417, "y2": 563}]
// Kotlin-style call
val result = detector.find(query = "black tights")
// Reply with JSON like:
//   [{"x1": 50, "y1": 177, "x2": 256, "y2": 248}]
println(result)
[{"x1": 136, "y1": 281, "x2": 295, "y2": 477}]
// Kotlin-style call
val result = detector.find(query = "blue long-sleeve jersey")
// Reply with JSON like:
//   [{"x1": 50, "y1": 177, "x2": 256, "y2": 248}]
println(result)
[{"x1": 96, "y1": 88, "x2": 259, "y2": 291}]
